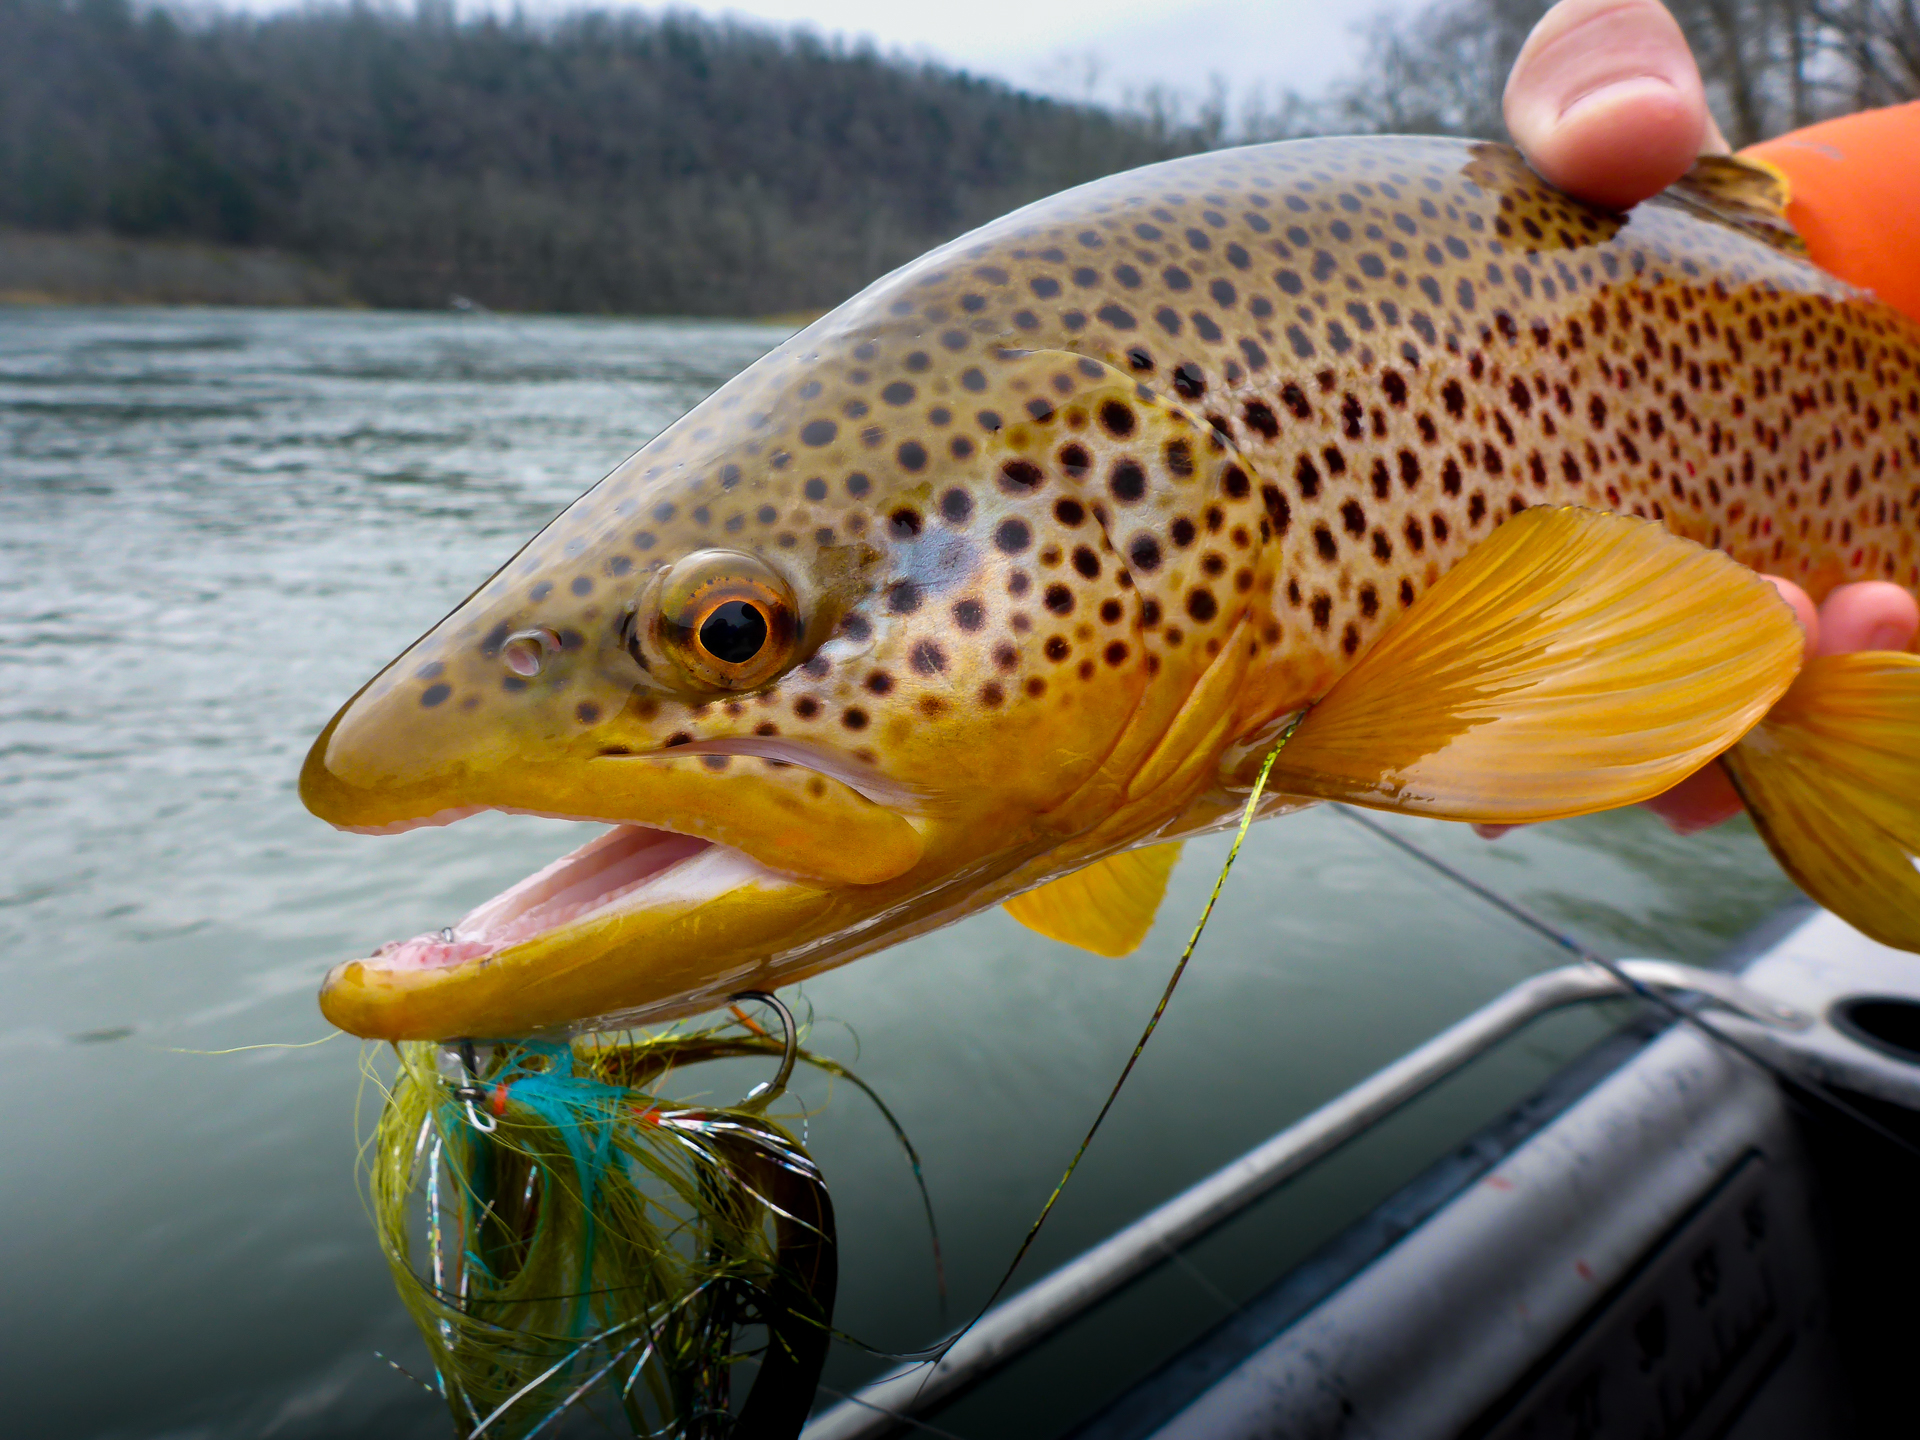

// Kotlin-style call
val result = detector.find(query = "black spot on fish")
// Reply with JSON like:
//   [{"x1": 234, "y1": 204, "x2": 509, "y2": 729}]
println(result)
[{"x1": 1000, "y1": 459, "x2": 1044, "y2": 494}]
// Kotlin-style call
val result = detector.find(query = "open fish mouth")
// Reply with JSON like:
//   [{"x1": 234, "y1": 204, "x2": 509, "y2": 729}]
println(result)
[
  {"x1": 313, "y1": 797, "x2": 868, "y2": 1038},
  {"x1": 364, "y1": 823, "x2": 731, "y2": 973},
  {"x1": 305, "y1": 707, "x2": 937, "y2": 1037}
]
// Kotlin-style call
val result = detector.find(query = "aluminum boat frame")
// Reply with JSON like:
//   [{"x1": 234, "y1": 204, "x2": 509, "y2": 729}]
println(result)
[{"x1": 807, "y1": 903, "x2": 1920, "y2": 1438}]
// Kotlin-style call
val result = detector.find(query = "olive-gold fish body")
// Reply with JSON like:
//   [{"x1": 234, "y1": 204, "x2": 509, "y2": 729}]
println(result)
[{"x1": 303, "y1": 136, "x2": 1920, "y2": 1040}]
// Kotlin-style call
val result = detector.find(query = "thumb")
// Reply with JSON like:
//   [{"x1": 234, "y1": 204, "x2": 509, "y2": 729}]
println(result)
[{"x1": 1504, "y1": 0, "x2": 1727, "y2": 212}]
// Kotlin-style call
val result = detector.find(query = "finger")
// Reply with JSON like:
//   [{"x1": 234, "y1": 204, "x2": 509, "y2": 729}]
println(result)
[
  {"x1": 1503, "y1": 0, "x2": 1725, "y2": 212},
  {"x1": 1811, "y1": 581, "x2": 1920, "y2": 656},
  {"x1": 1642, "y1": 764, "x2": 1745, "y2": 833},
  {"x1": 1763, "y1": 574, "x2": 1821, "y2": 651}
]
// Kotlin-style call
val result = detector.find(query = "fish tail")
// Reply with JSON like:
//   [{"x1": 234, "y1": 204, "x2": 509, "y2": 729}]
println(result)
[{"x1": 1722, "y1": 651, "x2": 1920, "y2": 952}]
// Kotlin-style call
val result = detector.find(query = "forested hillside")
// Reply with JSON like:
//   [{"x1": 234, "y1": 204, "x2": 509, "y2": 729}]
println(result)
[
  {"x1": 2, "y1": 0, "x2": 1912, "y2": 315},
  {"x1": 0, "y1": 0, "x2": 1194, "y2": 313}
]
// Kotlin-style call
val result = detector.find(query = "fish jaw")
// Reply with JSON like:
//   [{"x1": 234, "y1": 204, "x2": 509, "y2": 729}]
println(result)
[
  {"x1": 303, "y1": 693, "x2": 927, "y2": 888},
  {"x1": 316, "y1": 824, "x2": 842, "y2": 1039}
]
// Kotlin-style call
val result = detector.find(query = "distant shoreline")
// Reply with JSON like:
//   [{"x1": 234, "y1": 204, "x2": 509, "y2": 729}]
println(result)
[
  {"x1": 0, "y1": 230, "x2": 826, "y2": 325},
  {"x1": 0, "y1": 229, "x2": 361, "y2": 310}
]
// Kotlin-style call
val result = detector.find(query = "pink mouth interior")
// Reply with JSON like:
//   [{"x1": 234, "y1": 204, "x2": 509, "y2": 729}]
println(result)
[{"x1": 370, "y1": 825, "x2": 711, "y2": 970}]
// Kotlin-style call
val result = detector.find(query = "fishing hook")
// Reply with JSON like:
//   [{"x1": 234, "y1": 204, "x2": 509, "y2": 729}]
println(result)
[
  {"x1": 730, "y1": 989, "x2": 798, "y2": 1111},
  {"x1": 448, "y1": 1037, "x2": 498, "y2": 1133}
]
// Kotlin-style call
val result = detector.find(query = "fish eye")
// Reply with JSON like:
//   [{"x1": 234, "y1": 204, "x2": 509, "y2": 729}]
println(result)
[
  {"x1": 639, "y1": 550, "x2": 799, "y2": 691},
  {"x1": 698, "y1": 600, "x2": 769, "y2": 664}
]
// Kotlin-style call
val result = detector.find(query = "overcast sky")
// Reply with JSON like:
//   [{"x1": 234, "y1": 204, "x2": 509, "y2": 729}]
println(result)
[
  {"x1": 653, "y1": 0, "x2": 1408, "y2": 106},
  {"x1": 312, "y1": 0, "x2": 1424, "y2": 112}
]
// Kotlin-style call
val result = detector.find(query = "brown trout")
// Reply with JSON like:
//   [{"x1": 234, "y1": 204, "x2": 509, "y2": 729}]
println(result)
[{"x1": 301, "y1": 136, "x2": 1920, "y2": 1041}]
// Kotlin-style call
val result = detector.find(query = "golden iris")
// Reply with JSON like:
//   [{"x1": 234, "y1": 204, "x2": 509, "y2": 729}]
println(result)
[{"x1": 639, "y1": 550, "x2": 799, "y2": 691}]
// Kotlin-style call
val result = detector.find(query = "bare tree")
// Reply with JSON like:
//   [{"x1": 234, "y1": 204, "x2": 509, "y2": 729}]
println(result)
[{"x1": 1327, "y1": 0, "x2": 1916, "y2": 145}]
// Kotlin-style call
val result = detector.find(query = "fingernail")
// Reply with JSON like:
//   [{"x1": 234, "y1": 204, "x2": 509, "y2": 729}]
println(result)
[{"x1": 1557, "y1": 73, "x2": 1677, "y2": 125}]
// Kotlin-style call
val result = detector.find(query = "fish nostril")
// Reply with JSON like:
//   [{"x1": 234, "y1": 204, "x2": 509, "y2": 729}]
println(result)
[{"x1": 502, "y1": 627, "x2": 560, "y2": 677}]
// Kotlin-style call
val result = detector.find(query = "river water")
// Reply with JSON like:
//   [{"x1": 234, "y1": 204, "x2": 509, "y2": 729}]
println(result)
[{"x1": 0, "y1": 305, "x2": 1802, "y2": 1438}]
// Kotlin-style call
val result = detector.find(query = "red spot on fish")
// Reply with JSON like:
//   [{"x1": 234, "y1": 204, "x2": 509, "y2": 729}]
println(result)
[
  {"x1": 1575, "y1": 1260, "x2": 1595, "y2": 1281},
  {"x1": 1485, "y1": 1174, "x2": 1514, "y2": 1191}
]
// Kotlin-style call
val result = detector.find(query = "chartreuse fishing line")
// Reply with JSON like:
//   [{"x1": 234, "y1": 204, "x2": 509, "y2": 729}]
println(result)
[
  {"x1": 941, "y1": 725, "x2": 1303, "y2": 1351},
  {"x1": 364, "y1": 997, "x2": 937, "y2": 1439}
]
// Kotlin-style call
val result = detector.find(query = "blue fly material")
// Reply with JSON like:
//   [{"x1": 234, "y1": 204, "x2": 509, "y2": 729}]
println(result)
[{"x1": 443, "y1": 1040, "x2": 627, "y2": 1339}]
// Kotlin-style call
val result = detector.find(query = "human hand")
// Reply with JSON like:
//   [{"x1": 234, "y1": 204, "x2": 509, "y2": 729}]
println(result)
[
  {"x1": 1503, "y1": 0, "x2": 1728, "y2": 210},
  {"x1": 1482, "y1": 0, "x2": 1920, "y2": 839}
]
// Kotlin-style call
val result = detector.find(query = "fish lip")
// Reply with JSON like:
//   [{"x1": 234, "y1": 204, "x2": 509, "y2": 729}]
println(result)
[
  {"x1": 352, "y1": 822, "x2": 758, "y2": 975},
  {"x1": 333, "y1": 805, "x2": 486, "y2": 837},
  {"x1": 624, "y1": 735, "x2": 933, "y2": 811},
  {"x1": 328, "y1": 739, "x2": 931, "y2": 837}
]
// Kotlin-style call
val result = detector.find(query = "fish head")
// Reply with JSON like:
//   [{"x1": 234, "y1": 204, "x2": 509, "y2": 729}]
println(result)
[{"x1": 300, "y1": 338, "x2": 1230, "y2": 1039}]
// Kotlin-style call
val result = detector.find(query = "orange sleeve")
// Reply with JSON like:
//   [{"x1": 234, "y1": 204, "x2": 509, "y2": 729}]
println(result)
[{"x1": 1741, "y1": 101, "x2": 1920, "y2": 325}]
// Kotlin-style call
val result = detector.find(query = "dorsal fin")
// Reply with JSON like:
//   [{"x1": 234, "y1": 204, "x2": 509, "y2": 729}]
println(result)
[{"x1": 1661, "y1": 154, "x2": 1806, "y2": 255}]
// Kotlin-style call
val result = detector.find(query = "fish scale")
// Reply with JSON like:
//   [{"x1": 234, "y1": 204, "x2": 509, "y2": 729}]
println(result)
[{"x1": 301, "y1": 135, "x2": 1920, "y2": 1040}]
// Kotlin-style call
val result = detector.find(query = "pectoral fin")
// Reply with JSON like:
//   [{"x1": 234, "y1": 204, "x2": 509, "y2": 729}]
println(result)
[
  {"x1": 1265, "y1": 506, "x2": 1804, "y2": 822},
  {"x1": 1003, "y1": 842, "x2": 1184, "y2": 956},
  {"x1": 1722, "y1": 652, "x2": 1920, "y2": 952}
]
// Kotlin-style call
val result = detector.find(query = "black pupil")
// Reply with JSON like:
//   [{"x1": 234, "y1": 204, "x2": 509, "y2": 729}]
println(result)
[{"x1": 699, "y1": 600, "x2": 769, "y2": 664}]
